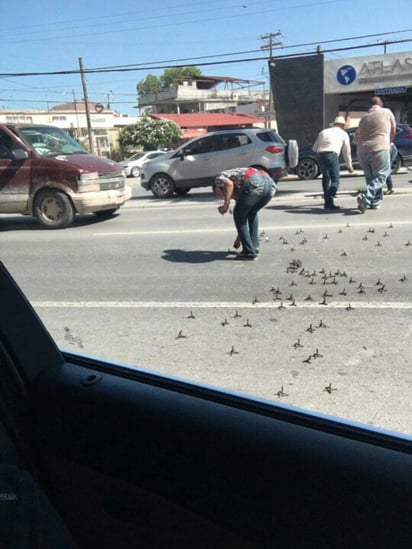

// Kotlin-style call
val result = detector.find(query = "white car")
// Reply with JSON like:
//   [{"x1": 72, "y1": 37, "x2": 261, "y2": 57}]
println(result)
[{"x1": 120, "y1": 150, "x2": 166, "y2": 178}]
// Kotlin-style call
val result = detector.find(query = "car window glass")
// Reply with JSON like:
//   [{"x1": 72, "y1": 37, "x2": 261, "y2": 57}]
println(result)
[
  {"x1": 0, "y1": 130, "x2": 13, "y2": 159},
  {"x1": 184, "y1": 136, "x2": 216, "y2": 155},
  {"x1": 255, "y1": 130, "x2": 283, "y2": 144}
]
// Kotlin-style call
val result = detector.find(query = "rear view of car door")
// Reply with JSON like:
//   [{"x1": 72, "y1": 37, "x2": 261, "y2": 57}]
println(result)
[{"x1": 214, "y1": 132, "x2": 255, "y2": 173}]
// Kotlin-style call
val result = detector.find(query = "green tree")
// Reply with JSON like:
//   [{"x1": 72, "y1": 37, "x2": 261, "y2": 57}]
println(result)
[
  {"x1": 159, "y1": 66, "x2": 202, "y2": 89},
  {"x1": 137, "y1": 74, "x2": 161, "y2": 95},
  {"x1": 119, "y1": 114, "x2": 181, "y2": 150},
  {"x1": 137, "y1": 66, "x2": 202, "y2": 94}
]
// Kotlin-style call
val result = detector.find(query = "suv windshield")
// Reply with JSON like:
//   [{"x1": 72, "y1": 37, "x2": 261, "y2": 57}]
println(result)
[{"x1": 10, "y1": 125, "x2": 88, "y2": 157}]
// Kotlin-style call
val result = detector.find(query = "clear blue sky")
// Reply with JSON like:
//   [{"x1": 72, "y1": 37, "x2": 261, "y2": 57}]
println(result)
[{"x1": 1, "y1": 0, "x2": 411, "y2": 116}]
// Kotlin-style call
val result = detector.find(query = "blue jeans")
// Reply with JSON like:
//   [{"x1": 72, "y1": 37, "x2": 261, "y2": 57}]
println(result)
[
  {"x1": 358, "y1": 150, "x2": 391, "y2": 207},
  {"x1": 386, "y1": 143, "x2": 398, "y2": 190},
  {"x1": 233, "y1": 173, "x2": 275, "y2": 256},
  {"x1": 318, "y1": 152, "x2": 340, "y2": 205}
]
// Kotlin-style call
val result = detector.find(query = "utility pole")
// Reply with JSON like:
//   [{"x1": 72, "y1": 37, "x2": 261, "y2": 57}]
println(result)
[
  {"x1": 260, "y1": 32, "x2": 283, "y2": 128},
  {"x1": 78, "y1": 57, "x2": 94, "y2": 153}
]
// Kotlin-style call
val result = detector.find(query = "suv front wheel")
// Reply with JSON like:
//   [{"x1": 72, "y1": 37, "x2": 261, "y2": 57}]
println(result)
[{"x1": 150, "y1": 174, "x2": 175, "y2": 198}]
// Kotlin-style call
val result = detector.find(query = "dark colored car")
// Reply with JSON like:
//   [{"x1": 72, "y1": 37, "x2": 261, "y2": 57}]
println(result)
[
  {"x1": 1, "y1": 259, "x2": 412, "y2": 548},
  {"x1": 0, "y1": 124, "x2": 131, "y2": 228},
  {"x1": 295, "y1": 123, "x2": 412, "y2": 180}
]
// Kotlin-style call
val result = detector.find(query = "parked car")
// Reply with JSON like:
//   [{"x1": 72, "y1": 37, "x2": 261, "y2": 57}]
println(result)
[
  {"x1": 119, "y1": 150, "x2": 166, "y2": 178},
  {"x1": 295, "y1": 123, "x2": 412, "y2": 180},
  {"x1": 141, "y1": 128, "x2": 299, "y2": 198},
  {"x1": 0, "y1": 259, "x2": 411, "y2": 548},
  {"x1": 0, "y1": 124, "x2": 131, "y2": 228}
]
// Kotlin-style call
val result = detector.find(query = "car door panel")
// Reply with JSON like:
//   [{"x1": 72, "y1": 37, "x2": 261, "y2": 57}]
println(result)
[{"x1": 0, "y1": 260, "x2": 411, "y2": 549}]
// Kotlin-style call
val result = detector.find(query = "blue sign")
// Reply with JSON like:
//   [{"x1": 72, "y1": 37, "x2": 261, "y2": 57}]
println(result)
[
  {"x1": 337, "y1": 65, "x2": 357, "y2": 86},
  {"x1": 375, "y1": 86, "x2": 407, "y2": 95}
]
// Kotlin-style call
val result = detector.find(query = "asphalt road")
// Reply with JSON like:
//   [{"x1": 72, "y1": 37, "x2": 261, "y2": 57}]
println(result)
[{"x1": 1, "y1": 171, "x2": 411, "y2": 436}]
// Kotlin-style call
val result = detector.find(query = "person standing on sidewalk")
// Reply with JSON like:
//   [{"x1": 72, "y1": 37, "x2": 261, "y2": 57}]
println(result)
[
  {"x1": 356, "y1": 96, "x2": 396, "y2": 212},
  {"x1": 214, "y1": 167, "x2": 276, "y2": 260},
  {"x1": 313, "y1": 115, "x2": 354, "y2": 210}
]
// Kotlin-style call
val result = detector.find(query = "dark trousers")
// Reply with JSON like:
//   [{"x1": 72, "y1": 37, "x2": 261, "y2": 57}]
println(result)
[{"x1": 318, "y1": 152, "x2": 340, "y2": 205}]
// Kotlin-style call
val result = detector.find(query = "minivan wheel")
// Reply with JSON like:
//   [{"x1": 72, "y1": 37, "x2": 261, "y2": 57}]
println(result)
[
  {"x1": 34, "y1": 190, "x2": 75, "y2": 229},
  {"x1": 150, "y1": 174, "x2": 175, "y2": 198},
  {"x1": 296, "y1": 158, "x2": 320, "y2": 180}
]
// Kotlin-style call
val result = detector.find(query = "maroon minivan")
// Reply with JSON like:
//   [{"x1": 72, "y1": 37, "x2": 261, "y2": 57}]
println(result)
[{"x1": 0, "y1": 124, "x2": 131, "y2": 228}]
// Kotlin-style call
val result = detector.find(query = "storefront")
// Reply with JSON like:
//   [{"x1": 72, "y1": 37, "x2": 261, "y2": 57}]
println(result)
[{"x1": 270, "y1": 51, "x2": 412, "y2": 147}]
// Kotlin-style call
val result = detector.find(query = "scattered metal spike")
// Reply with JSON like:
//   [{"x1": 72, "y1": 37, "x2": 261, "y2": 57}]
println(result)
[
  {"x1": 289, "y1": 298, "x2": 297, "y2": 307},
  {"x1": 282, "y1": 239, "x2": 289, "y2": 245},
  {"x1": 312, "y1": 348, "x2": 324, "y2": 359},
  {"x1": 322, "y1": 290, "x2": 333, "y2": 298},
  {"x1": 339, "y1": 288, "x2": 347, "y2": 296},
  {"x1": 233, "y1": 310, "x2": 242, "y2": 318},
  {"x1": 323, "y1": 234, "x2": 328, "y2": 239},
  {"x1": 358, "y1": 287, "x2": 366, "y2": 294},
  {"x1": 349, "y1": 277, "x2": 356, "y2": 284},
  {"x1": 252, "y1": 296, "x2": 260, "y2": 304},
  {"x1": 260, "y1": 230, "x2": 266, "y2": 237},
  {"x1": 265, "y1": 236, "x2": 271, "y2": 242},
  {"x1": 376, "y1": 241, "x2": 382, "y2": 247},
  {"x1": 278, "y1": 301, "x2": 285, "y2": 310},
  {"x1": 318, "y1": 320, "x2": 327, "y2": 328},
  {"x1": 345, "y1": 304, "x2": 354, "y2": 311},
  {"x1": 383, "y1": 232, "x2": 389, "y2": 237},
  {"x1": 375, "y1": 278, "x2": 382, "y2": 285},
  {"x1": 357, "y1": 283, "x2": 365, "y2": 290},
  {"x1": 290, "y1": 280, "x2": 297, "y2": 287},
  {"x1": 299, "y1": 238, "x2": 307, "y2": 245},
  {"x1": 405, "y1": 241, "x2": 411, "y2": 246},
  {"x1": 345, "y1": 223, "x2": 351, "y2": 228},
  {"x1": 305, "y1": 295, "x2": 314, "y2": 301},
  {"x1": 341, "y1": 250, "x2": 348, "y2": 257},
  {"x1": 293, "y1": 338, "x2": 303, "y2": 349},
  {"x1": 309, "y1": 278, "x2": 316, "y2": 286},
  {"x1": 64, "y1": 327, "x2": 84, "y2": 348},
  {"x1": 368, "y1": 227, "x2": 375, "y2": 233},
  {"x1": 362, "y1": 235, "x2": 368, "y2": 241},
  {"x1": 302, "y1": 356, "x2": 312, "y2": 364},
  {"x1": 176, "y1": 330, "x2": 187, "y2": 339},
  {"x1": 290, "y1": 246, "x2": 295, "y2": 252},
  {"x1": 338, "y1": 228, "x2": 343, "y2": 233},
  {"x1": 377, "y1": 285, "x2": 386, "y2": 293},
  {"x1": 400, "y1": 274, "x2": 408, "y2": 282},
  {"x1": 229, "y1": 346, "x2": 239, "y2": 356},
  {"x1": 306, "y1": 324, "x2": 315, "y2": 333},
  {"x1": 221, "y1": 318, "x2": 229, "y2": 326},
  {"x1": 319, "y1": 268, "x2": 326, "y2": 274},
  {"x1": 187, "y1": 311, "x2": 196, "y2": 319},
  {"x1": 243, "y1": 319, "x2": 252, "y2": 328},
  {"x1": 319, "y1": 297, "x2": 328, "y2": 305},
  {"x1": 276, "y1": 386, "x2": 289, "y2": 397},
  {"x1": 286, "y1": 294, "x2": 294, "y2": 301},
  {"x1": 388, "y1": 223, "x2": 393, "y2": 228},
  {"x1": 324, "y1": 383, "x2": 337, "y2": 394}
]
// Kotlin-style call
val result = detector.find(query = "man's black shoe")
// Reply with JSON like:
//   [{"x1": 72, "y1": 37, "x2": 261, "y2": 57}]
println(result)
[{"x1": 324, "y1": 203, "x2": 340, "y2": 210}]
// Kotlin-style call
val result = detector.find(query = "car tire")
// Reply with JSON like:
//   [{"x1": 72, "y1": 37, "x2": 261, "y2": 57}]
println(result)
[
  {"x1": 175, "y1": 187, "x2": 191, "y2": 195},
  {"x1": 93, "y1": 209, "x2": 118, "y2": 219},
  {"x1": 131, "y1": 166, "x2": 140, "y2": 178},
  {"x1": 296, "y1": 158, "x2": 320, "y2": 180},
  {"x1": 391, "y1": 154, "x2": 401, "y2": 173},
  {"x1": 287, "y1": 140, "x2": 299, "y2": 169},
  {"x1": 33, "y1": 190, "x2": 75, "y2": 229},
  {"x1": 150, "y1": 174, "x2": 175, "y2": 198}
]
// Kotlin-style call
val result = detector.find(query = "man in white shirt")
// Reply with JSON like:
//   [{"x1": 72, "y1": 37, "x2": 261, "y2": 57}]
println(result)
[{"x1": 313, "y1": 116, "x2": 354, "y2": 209}]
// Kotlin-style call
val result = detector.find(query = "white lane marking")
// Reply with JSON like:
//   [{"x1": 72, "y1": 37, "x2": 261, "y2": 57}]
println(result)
[
  {"x1": 33, "y1": 301, "x2": 412, "y2": 309},
  {"x1": 94, "y1": 220, "x2": 412, "y2": 237}
]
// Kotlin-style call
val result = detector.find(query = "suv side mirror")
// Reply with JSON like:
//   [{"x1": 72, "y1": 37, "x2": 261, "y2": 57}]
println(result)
[{"x1": 12, "y1": 148, "x2": 30, "y2": 160}]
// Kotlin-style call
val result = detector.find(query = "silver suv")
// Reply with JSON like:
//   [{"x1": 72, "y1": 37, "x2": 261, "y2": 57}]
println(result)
[{"x1": 141, "y1": 128, "x2": 298, "y2": 198}]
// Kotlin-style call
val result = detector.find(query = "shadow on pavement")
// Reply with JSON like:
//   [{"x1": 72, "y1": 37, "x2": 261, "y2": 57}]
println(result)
[{"x1": 162, "y1": 249, "x2": 236, "y2": 263}]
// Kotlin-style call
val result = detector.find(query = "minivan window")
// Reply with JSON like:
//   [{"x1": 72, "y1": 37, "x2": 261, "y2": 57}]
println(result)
[{"x1": 9, "y1": 125, "x2": 88, "y2": 157}]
